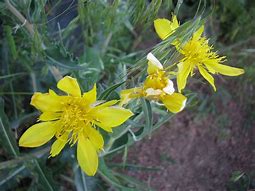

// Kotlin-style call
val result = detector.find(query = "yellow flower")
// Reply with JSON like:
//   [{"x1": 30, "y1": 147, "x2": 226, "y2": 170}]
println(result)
[
  {"x1": 154, "y1": 14, "x2": 245, "y2": 92},
  {"x1": 120, "y1": 53, "x2": 187, "y2": 113},
  {"x1": 19, "y1": 76, "x2": 133, "y2": 176},
  {"x1": 176, "y1": 26, "x2": 244, "y2": 92}
]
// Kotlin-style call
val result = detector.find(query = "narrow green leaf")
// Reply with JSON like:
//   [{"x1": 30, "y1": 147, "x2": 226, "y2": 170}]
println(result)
[
  {"x1": 102, "y1": 134, "x2": 134, "y2": 157},
  {"x1": 0, "y1": 147, "x2": 49, "y2": 170},
  {"x1": 46, "y1": 55, "x2": 88, "y2": 70},
  {"x1": 0, "y1": 98, "x2": 19, "y2": 157},
  {"x1": 74, "y1": 164, "x2": 96, "y2": 191},
  {"x1": 0, "y1": 72, "x2": 27, "y2": 80},
  {"x1": 98, "y1": 81, "x2": 125, "y2": 100},
  {"x1": 98, "y1": 158, "x2": 130, "y2": 189},
  {"x1": 230, "y1": 171, "x2": 245, "y2": 182},
  {"x1": 4, "y1": 25, "x2": 18, "y2": 59},
  {"x1": 30, "y1": 159, "x2": 56, "y2": 191},
  {"x1": 138, "y1": 98, "x2": 153, "y2": 139},
  {"x1": 31, "y1": 0, "x2": 47, "y2": 21},
  {"x1": 153, "y1": 114, "x2": 174, "y2": 131},
  {"x1": 108, "y1": 163, "x2": 161, "y2": 172},
  {"x1": 174, "y1": 0, "x2": 183, "y2": 15},
  {"x1": 113, "y1": 171, "x2": 154, "y2": 191},
  {"x1": 0, "y1": 165, "x2": 26, "y2": 187}
]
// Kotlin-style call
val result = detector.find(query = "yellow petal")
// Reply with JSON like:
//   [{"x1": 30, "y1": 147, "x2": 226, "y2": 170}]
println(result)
[
  {"x1": 204, "y1": 63, "x2": 216, "y2": 74},
  {"x1": 31, "y1": 92, "x2": 63, "y2": 112},
  {"x1": 177, "y1": 62, "x2": 192, "y2": 92},
  {"x1": 92, "y1": 100, "x2": 119, "y2": 111},
  {"x1": 83, "y1": 84, "x2": 97, "y2": 105},
  {"x1": 154, "y1": 15, "x2": 179, "y2": 40},
  {"x1": 206, "y1": 63, "x2": 244, "y2": 76},
  {"x1": 87, "y1": 127, "x2": 104, "y2": 150},
  {"x1": 50, "y1": 133, "x2": 68, "y2": 157},
  {"x1": 49, "y1": 89, "x2": 57, "y2": 96},
  {"x1": 91, "y1": 106, "x2": 133, "y2": 131},
  {"x1": 19, "y1": 122, "x2": 57, "y2": 147},
  {"x1": 147, "y1": 53, "x2": 163, "y2": 74},
  {"x1": 193, "y1": 25, "x2": 204, "y2": 41},
  {"x1": 161, "y1": 93, "x2": 187, "y2": 113},
  {"x1": 39, "y1": 112, "x2": 61, "y2": 121},
  {"x1": 77, "y1": 135, "x2": 98, "y2": 176},
  {"x1": 57, "y1": 76, "x2": 81, "y2": 97},
  {"x1": 198, "y1": 65, "x2": 216, "y2": 91},
  {"x1": 120, "y1": 87, "x2": 143, "y2": 106},
  {"x1": 93, "y1": 123, "x2": 113, "y2": 132},
  {"x1": 172, "y1": 15, "x2": 179, "y2": 28}
]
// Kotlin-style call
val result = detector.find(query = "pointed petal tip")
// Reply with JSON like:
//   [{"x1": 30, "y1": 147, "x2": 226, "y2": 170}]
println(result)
[
  {"x1": 180, "y1": 97, "x2": 187, "y2": 112},
  {"x1": 57, "y1": 76, "x2": 81, "y2": 97}
]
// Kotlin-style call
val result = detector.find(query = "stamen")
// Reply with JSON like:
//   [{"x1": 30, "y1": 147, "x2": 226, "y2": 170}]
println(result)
[{"x1": 55, "y1": 98, "x2": 93, "y2": 146}]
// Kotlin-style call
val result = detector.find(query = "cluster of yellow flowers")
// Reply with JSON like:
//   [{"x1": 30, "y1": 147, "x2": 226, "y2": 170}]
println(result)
[
  {"x1": 120, "y1": 15, "x2": 244, "y2": 109},
  {"x1": 19, "y1": 15, "x2": 244, "y2": 176}
]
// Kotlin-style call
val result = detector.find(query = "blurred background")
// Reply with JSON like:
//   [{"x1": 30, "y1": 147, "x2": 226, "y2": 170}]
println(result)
[{"x1": 0, "y1": 0, "x2": 254, "y2": 190}]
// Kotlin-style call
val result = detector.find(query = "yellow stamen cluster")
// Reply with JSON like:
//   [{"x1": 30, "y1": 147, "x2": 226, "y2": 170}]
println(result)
[{"x1": 144, "y1": 70, "x2": 168, "y2": 91}]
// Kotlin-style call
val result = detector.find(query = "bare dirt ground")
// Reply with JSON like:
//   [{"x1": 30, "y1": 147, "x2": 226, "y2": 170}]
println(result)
[{"x1": 125, "y1": 101, "x2": 255, "y2": 191}]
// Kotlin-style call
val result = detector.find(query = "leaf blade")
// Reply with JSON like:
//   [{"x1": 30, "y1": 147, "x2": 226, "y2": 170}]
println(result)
[{"x1": 0, "y1": 98, "x2": 19, "y2": 157}]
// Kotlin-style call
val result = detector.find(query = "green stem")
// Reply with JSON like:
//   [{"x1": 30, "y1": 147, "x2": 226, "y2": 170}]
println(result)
[{"x1": 4, "y1": 0, "x2": 35, "y2": 36}]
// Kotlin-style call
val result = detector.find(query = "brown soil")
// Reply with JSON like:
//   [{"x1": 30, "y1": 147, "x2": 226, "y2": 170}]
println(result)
[{"x1": 125, "y1": 101, "x2": 255, "y2": 191}]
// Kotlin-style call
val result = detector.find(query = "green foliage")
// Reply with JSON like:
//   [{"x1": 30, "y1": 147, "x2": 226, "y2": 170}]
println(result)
[
  {"x1": 0, "y1": 98, "x2": 19, "y2": 157},
  {"x1": 226, "y1": 171, "x2": 255, "y2": 191},
  {"x1": 0, "y1": 0, "x2": 253, "y2": 190},
  {"x1": 216, "y1": 0, "x2": 255, "y2": 42}
]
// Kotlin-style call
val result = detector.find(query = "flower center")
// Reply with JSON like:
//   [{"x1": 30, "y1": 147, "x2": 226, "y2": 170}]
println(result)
[
  {"x1": 56, "y1": 97, "x2": 92, "y2": 144},
  {"x1": 144, "y1": 70, "x2": 168, "y2": 91},
  {"x1": 182, "y1": 37, "x2": 211, "y2": 65}
]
